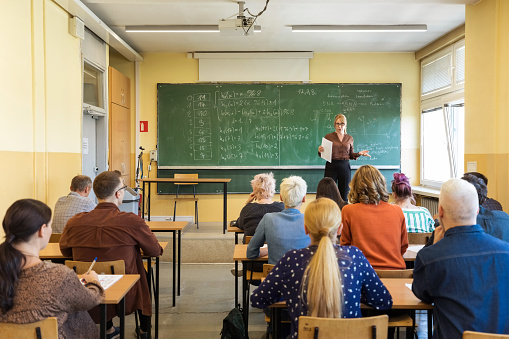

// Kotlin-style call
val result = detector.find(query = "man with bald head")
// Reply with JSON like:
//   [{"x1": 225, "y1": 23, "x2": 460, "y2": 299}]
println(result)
[{"x1": 413, "y1": 179, "x2": 509, "y2": 338}]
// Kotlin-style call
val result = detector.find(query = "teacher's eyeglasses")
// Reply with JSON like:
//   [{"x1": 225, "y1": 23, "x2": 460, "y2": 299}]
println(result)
[
  {"x1": 335, "y1": 122, "x2": 345, "y2": 126},
  {"x1": 116, "y1": 185, "x2": 127, "y2": 193}
]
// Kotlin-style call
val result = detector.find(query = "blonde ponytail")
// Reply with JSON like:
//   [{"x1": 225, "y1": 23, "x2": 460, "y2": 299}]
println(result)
[{"x1": 302, "y1": 198, "x2": 343, "y2": 318}]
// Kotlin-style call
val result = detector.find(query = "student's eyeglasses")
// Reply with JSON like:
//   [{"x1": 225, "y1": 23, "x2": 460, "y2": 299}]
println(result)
[{"x1": 116, "y1": 185, "x2": 127, "y2": 193}]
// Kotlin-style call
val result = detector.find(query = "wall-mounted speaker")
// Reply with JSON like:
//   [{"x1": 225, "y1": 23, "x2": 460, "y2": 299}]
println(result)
[{"x1": 69, "y1": 16, "x2": 85, "y2": 40}]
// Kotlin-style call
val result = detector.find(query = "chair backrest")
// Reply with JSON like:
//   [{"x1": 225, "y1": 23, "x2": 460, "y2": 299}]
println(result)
[
  {"x1": 263, "y1": 264, "x2": 275, "y2": 278},
  {"x1": 463, "y1": 331, "x2": 509, "y2": 339},
  {"x1": 49, "y1": 233, "x2": 61, "y2": 243},
  {"x1": 244, "y1": 236, "x2": 253, "y2": 244},
  {"x1": 0, "y1": 317, "x2": 58, "y2": 339},
  {"x1": 174, "y1": 173, "x2": 198, "y2": 186},
  {"x1": 375, "y1": 269, "x2": 413, "y2": 279},
  {"x1": 65, "y1": 260, "x2": 126, "y2": 275},
  {"x1": 299, "y1": 315, "x2": 388, "y2": 339},
  {"x1": 407, "y1": 232, "x2": 432, "y2": 245}
]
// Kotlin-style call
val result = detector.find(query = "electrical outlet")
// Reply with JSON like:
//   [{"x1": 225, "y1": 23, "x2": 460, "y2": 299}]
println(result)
[{"x1": 150, "y1": 150, "x2": 157, "y2": 162}]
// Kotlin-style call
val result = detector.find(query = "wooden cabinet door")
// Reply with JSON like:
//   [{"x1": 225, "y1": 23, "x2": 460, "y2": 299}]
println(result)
[
  {"x1": 110, "y1": 103, "x2": 131, "y2": 184},
  {"x1": 109, "y1": 67, "x2": 130, "y2": 108}
]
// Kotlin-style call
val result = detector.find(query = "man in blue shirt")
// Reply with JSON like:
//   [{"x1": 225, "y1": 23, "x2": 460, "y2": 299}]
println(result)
[
  {"x1": 247, "y1": 175, "x2": 310, "y2": 264},
  {"x1": 413, "y1": 179, "x2": 509, "y2": 338}
]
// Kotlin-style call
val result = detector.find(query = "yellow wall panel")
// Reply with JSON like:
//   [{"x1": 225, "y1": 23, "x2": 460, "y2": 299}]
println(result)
[
  {"x1": 0, "y1": 0, "x2": 33, "y2": 152},
  {"x1": 0, "y1": 151, "x2": 35, "y2": 238},
  {"x1": 47, "y1": 152, "x2": 83, "y2": 210},
  {"x1": 44, "y1": 0, "x2": 82, "y2": 154}
]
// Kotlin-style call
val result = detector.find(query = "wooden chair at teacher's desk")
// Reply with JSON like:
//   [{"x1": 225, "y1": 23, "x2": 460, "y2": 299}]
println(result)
[
  {"x1": 407, "y1": 232, "x2": 432, "y2": 245},
  {"x1": 0, "y1": 317, "x2": 58, "y2": 339},
  {"x1": 463, "y1": 332, "x2": 509, "y2": 339},
  {"x1": 298, "y1": 315, "x2": 388, "y2": 339},
  {"x1": 374, "y1": 269, "x2": 416, "y2": 339},
  {"x1": 173, "y1": 173, "x2": 199, "y2": 229}
]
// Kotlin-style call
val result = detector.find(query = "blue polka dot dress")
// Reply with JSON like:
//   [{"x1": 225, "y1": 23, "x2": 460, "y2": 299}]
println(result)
[{"x1": 250, "y1": 245, "x2": 393, "y2": 338}]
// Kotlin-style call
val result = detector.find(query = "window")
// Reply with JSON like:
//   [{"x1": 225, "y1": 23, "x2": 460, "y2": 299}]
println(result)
[
  {"x1": 420, "y1": 40, "x2": 465, "y2": 187},
  {"x1": 83, "y1": 62, "x2": 105, "y2": 111}
]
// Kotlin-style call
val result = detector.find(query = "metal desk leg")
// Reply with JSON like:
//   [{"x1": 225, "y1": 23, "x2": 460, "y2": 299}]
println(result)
[
  {"x1": 271, "y1": 307, "x2": 280, "y2": 339},
  {"x1": 172, "y1": 229, "x2": 176, "y2": 307},
  {"x1": 242, "y1": 262, "x2": 249, "y2": 338},
  {"x1": 234, "y1": 260, "x2": 239, "y2": 306},
  {"x1": 155, "y1": 256, "x2": 159, "y2": 339},
  {"x1": 428, "y1": 309, "x2": 433, "y2": 339},
  {"x1": 148, "y1": 181, "x2": 151, "y2": 221},
  {"x1": 100, "y1": 304, "x2": 107, "y2": 339},
  {"x1": 178, "y1": 230, "x2": 181, "y2": 296},
  {"x1": 223, "y1": 182, "x2": 227, "y2": 234},
  {"x1": 119, "y1": 297, "x2": 125, "y2": 339},
  {"x1": 142, "y1": 181, "x2": 145, "y2": 219}
]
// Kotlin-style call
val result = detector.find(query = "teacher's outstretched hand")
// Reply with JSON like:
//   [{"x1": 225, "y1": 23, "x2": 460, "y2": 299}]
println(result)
[{"x1": 318, "y1": 114, "x2": 371, "y2": 201}]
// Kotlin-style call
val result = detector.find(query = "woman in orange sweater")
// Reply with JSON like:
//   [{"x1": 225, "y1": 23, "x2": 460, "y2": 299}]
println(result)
[{"x1": 340, "y1": 165, "x2": 408, "y2": 269}]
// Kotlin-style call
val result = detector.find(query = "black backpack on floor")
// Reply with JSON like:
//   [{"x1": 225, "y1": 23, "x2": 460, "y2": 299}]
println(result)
[{"x1": 220, "y1": 306, "x2": 247, "y2": 339}]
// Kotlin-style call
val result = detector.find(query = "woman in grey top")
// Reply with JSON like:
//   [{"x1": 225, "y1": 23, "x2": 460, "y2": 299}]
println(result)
[{"x1": 0, "y1": 199, "x2": 104, "y2": 339}]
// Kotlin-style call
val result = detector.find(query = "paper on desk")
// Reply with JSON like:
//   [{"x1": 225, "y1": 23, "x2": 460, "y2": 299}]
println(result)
[
  {"x1": 320, "y1": 138, "x2": 333, "y2": 163},
  {"x1": 98, "y1": 275, "x2": 123, "y2": 290},
  {"x1": 405, "y1": 283, "x2": 412, "y2": 290},
  {"x1": 407, "y1": 245, "x2": 425, "y2": 253}
]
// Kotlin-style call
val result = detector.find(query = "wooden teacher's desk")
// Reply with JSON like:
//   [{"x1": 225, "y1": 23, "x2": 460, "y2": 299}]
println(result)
[{"x1": 140, "y1": 177, "x2": 232, "y2": 233}]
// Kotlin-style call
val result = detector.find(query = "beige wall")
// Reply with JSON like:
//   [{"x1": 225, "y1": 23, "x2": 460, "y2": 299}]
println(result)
[
  {"x1": 465, "y1": 0, "x2": 509, "y2": 209},
  {"x1": 137, "y1": 53, "x2": 420, "y2": 221},
  {"x1": 0, "y1": 0, "x2": 83, "y2": 238}
]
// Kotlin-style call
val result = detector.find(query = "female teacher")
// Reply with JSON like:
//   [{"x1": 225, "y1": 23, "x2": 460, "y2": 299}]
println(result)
[{"x1": 318, "y1": 114, "x2": 370, "y2": 201}]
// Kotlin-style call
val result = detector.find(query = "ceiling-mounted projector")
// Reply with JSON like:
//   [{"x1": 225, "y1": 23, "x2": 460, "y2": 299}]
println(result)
[{"x1": 219, "y1": 1, "x2": 260, "y2": 36}]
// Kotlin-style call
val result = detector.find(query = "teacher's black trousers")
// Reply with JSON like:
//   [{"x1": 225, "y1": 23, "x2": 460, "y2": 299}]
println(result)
[{"x1": 324, "y1": 159, "x2": 351, "y2": 202}]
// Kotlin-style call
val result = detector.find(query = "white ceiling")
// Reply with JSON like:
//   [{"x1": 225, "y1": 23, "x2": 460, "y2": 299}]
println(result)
[{"x1": 81, "y1": 0, "x2": 478, "y2": 54}]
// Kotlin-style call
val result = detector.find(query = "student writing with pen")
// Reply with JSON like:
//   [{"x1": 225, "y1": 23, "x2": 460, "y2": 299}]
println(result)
[{"x1": 0, "y1": 199, "x2": 104, "y2": 339}]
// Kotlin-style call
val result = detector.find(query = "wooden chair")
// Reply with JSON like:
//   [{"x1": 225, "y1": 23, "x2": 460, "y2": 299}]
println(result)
[
  {"x1": 407, "y1": 232, "x2": 432, "y2": 245},
  {"x1": 298, "y1": 315, "x2": 388, "y2": 339},
  {"x1": 463, "y1": 332, "x2": 509, "y2": 339},
  {"x1": 49, "y1": 233, "x2": 62, "y2": 243},
  {"x1": 173, "y1": 174, "x2": 199, "y2": 229},
  {"x1": 65, "y1": 260, "x2": 125, "y2": 275},
  {"x1": 0, "y1": 317, "x2": 58, "y2": 339},
  {"x1": 375, "y1": 269, "x2": 415, "y2": 338}
]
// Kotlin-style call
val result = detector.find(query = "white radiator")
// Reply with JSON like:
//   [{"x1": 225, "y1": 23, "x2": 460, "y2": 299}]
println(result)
[{"x1": 421, "y1": 197, "x2": 439, "y2": 216}]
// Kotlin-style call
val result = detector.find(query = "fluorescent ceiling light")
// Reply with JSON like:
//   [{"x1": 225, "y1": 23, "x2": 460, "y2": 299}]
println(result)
[
  {"x1": 125, "y1": 25, "x2": 261, "y2": 33},
  {"x1": 291, "y1": 25, "x2": 427, "y2": 33}
]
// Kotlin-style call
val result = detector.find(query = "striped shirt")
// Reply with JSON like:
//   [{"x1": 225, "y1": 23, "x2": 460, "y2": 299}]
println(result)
[{"x1": 403, "y1": 206, "x2": 435, "y2": 233}]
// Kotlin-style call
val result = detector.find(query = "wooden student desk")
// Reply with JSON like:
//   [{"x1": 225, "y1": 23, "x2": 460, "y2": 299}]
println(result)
[
  {"x1": 40, "y1": 242, "x2": 167, "y2": 339},
  {"x1": 147, "y1": 221, "x2": 188, "y2": 308},
  {"x1": 140, "y1": 177, "x2": 232, "y2": 233},
  {"x1": 93, "y1": 274, "x2": 140, "y2": 339}
]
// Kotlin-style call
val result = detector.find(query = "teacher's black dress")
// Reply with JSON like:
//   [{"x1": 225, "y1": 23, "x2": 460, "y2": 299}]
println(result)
[{"x1": 319, "y1": 132, "x2": 360, "y2": 201}]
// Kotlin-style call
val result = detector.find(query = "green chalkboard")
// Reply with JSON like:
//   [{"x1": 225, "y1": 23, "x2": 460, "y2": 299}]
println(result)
[{"x1": 157, "y1": 83, "x2": 401, "y2": 169}]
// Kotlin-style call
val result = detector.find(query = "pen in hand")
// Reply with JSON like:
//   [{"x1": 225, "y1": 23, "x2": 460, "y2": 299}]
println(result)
[
  {"x1": 81, "y1": 257, "x2": 98, "y2": 283},
  {"x1": 86, "y1": 257, "x2": 97, "y2": 275}
]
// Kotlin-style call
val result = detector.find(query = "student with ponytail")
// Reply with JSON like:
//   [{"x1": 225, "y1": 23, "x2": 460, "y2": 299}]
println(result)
[
  {"x1": 251, "y1": 198, "x2": 392, "y2": 339},
  {"x1": 0, "y1": 199, "x2": 104, "y2": 339}
]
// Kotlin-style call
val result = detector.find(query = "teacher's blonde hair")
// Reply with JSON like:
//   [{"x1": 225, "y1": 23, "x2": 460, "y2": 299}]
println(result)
[
  {"x1": 302, "y1": 198, "x2": 343, "y2": 318},
  {"x1": 334, "y1": 114, "x2": 347, "y2": 133}
]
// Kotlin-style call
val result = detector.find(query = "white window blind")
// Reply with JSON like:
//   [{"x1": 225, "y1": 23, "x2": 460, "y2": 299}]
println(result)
[
  {"x1": 421, "y1": 53, "x2": 452, "y2": 96},
  {"x1": 455, "y1": 45, "x2": 465, "y2": 85}
]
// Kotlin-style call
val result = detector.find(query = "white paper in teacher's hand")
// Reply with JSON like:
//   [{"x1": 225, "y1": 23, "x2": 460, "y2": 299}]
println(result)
[{"x1": 320, "y1": 138, "x2": 333, "y2": 163}]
